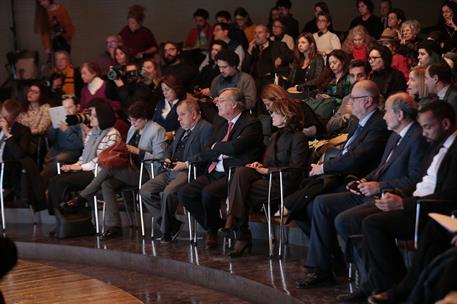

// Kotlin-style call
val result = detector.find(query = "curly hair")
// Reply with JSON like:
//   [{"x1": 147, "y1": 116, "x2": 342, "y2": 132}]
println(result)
[
  {"x1": 400, "y1": 20, "x2": 421, "y2": 40},
  {"x1": 341, "y1": 25, "x2": 376, "y2": 54},
  {"x1": 128, "y1": 4, "x2": 146, "y2": 23}
]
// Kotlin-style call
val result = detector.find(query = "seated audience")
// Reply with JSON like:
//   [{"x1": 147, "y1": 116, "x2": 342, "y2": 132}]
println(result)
[
  {"x1": 288, "y1": 33, "x2": 324, "y2": 94},
  {"x1": 408, "y1": 66, "x2": 435, "y2": 108},
  {"x1": 178, "y1": 88, "x2": 263, "y2": 250},
  {"x1": 295, "y1": 95, "x2": 426, "y2": 290},
  {"x1": 47, "y1": 101, "x2": 121, "y2": 214},
  {"x1": 368, "y1": 45, "x2": 407, "y2": 99},
  {"x1": 52, "y1": 50, "x2": 83, "y2": 98},
  {"x1": 41, "y1": 95, "x2": 84, "y2": 188},
  {"x1": 17, "y1": 82, "x2": 51, "y2": 136},
  {"x1": 284, "y1": 80, "x2": 389, "y2": 237},
  {"x1": 313, "y1": 12, "x2": 341, "y2": 56},
  {"x1": 211, "y1": 49, "x2": 257, "y2": 110},
  {"x1": 93, "y1": 34, "x2": 123, "y2": 77},
  {"x1": 276, "y1": 0, "x2": 299, "y2": 39},
  {"x1": 79, "y1": 62, "x2": 120, "y2": 111},
  {"x1": 399, "y1": 19, "x2": 422, "y2": 61},
  {"x1": 161, "y1": 41, "x2": 197, "y2": 92},
  {"x1": 424, "y1": 63, "x2": 457, "y2": 120},
  {"x1": 0, "y1": 99, "x2": 45, "y2": 211},
  {"x1": 378, "y1": 36, "x2": 410, "y2": 81},
  {"x1": 234, "y1": 7, "x2": 256, "y2": 43},
  {"x1": 337, "y1": 102, "x2": 457, "y2": 302},
  {"x1": 381, "y1": 8, "x2": 406, "y2": 40},
  {"x1": 212, "y1": 22, "x2": 245, "y2": 69},
  {"x1": 439, "y1": 1, "x2": 457, "y2": 53},
  {"x1": 196, "y1": 40, "x2": 227, "y2": 95},
  {"x1": 185, "y1": 8, "x2": 212, "y2": 51},
  {"x1": 225, "y1": 98, "x2": 309, "y2": 257},
  {"x1": 378, "y1": 0, "x2": 392, "y2": 29},
  {"x1": 349, "y1": 0, "x2": 384, "y2": 39},
  {"x1": 140, "y1": 99, "x2": 213, "y2": 242},
  {"x1": 302, "y1": 1, "x2": 332, "y2": 34},
  {"x1": 113, "y1": 45, "x2": 133, "y2": 67},
  {"x1": 214, "y1": 10, "x2": 249, "y2": 50},
  {"x1": 244, "y1": 24, "x2": 293, "y2": 92},
  {"x1": 118, "y1": 5, "x2": 158, "y2": 59},
  {"x1": 62, "y1": 101, "x2": 167, "y2": 238},
  {"x1": 270, "y1": 18, "x2": 295, "y2": 50},
  {"x1": 417, "y1": 40, "x2": 445, "y2": 67},
  {"x1": 342, "y1": 25, "x2": 376, "y2": 61},
  {"x1": 153, "y1": 75, "x2": 186, "y2": 137},
  {"x1": 326, "y1": 59, "x2": 371, "y2": 135}
]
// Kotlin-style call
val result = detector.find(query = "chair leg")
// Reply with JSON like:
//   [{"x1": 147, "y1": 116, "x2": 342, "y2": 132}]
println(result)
[
  {"x1": 93, "y1": 195, "x2": 99, "y2": 234},
  {"x1": 138, "y1": 196, "x2": 145, "y2": 237},
  {"x1": 278, "y1": 171, "x2": 284, "y2": 258},
  {"x1": 267, "y1": 173, "x2": 273, "y2": 258},
  {"x1": 151, "y1": 216, "x2": 154, "y2": 239},
  {"x1": 101, "y1": 201, "x2": 106, "y2": 234},
  {"x1": 0, "y1": 163, "x2": 5, "y2": 231}
]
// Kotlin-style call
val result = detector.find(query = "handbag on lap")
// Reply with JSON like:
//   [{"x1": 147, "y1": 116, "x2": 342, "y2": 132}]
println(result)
[{"x1": 98, "y1": 141, "x2": 131, "y2": 169}]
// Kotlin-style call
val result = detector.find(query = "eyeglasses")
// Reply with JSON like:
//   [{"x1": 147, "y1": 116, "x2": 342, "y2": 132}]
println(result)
[
  {"x1": 368, "y1": 56, "x2": 382, "y2": 61},
  {"x1": 62, "y1": 94, "x2": 77, "y2": 101},
  {"x1": 106, "y1": 41, "x2": 119, "y2": 46}
]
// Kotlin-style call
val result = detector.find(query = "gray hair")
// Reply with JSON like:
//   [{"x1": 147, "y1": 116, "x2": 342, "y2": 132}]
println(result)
[
  {"x1": 219, "y1": 87, "x2": 246, "y2": 111},
  {"x1": 388, "y1": 92, "x2": 418, "y2": 121}
]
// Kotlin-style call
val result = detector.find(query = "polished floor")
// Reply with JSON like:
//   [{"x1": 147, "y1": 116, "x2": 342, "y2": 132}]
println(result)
[{"x1": 2, "y1": 223, "x2": 356, "y2": 303}]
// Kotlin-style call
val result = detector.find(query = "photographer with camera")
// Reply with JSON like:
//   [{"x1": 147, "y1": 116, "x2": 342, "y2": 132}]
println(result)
[
  {"x1": 41, "y1": 95, "x2": 84, "y2": 188},
  {"x1": 108, "y1": 59, "x2": 162, "y2": 114}
]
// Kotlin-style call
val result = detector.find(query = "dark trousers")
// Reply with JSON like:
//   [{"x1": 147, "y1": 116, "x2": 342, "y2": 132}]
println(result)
[
  {"x1": 178, "y1": 171, "x2": 227, "y2": 232},
  {"x1": 361, "y1": 209, "x2": 415, "y2": 293},
  {"x1": 47, "y1": 171, "x2": 95, "y2": 212},
  {"x1": 305, "y1": 191, "x2": 369, "y2": 272},
  {"x1": 389, "y1": 220, "x2": 453, "y2": 301}
]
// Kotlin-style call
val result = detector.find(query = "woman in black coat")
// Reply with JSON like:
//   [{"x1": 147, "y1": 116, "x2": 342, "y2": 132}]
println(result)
[{"x1": 224, "y1": 98, "x2": 310, "y2": 257}]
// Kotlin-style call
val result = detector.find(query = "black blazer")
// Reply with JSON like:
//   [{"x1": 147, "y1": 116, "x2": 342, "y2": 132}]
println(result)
[
  {"x1": 167, "y1": 119, "x2": 213, "y2": 163},
  {"x1": 199, "y1": 111, "x2": 264, "y2": 171},
  {"x1": 365, "y1": 122, "x2": 428, "y2": 193},
  {"x1": 323, "y1": 110, "x2": 390, "y2": 177},
  {"x1": 403, "y1": 136, "x2": 457, "y2": 210},
  {"x1": 263, "y1": 129, "x2": 309, "y2": 179},
  {"x1": 3, "y1": 122, "x2": 31, "y2": 162}
]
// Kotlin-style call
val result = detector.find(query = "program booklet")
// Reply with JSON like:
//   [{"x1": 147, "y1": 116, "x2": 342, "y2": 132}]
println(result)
[
  {"x1": 49, "y1": 106, "x2": 67, "y2": 129},
  {"x1": 429, "y1": 213, "x2": 457, "y2": 233}
]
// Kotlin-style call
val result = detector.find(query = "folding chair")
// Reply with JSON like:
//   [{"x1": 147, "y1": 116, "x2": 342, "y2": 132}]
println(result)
[{"x1": 0, "y1": 163, "x2": 5, "y2": 231}]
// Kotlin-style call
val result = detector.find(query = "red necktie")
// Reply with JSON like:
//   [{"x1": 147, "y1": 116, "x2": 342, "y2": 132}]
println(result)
[{"x1": 208, "y1": 122, "x2": 233, "y2": 173}]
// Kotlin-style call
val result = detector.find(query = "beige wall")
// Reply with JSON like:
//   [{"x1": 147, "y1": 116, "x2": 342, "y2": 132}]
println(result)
[{"x1": 0, "y1": 0, "x2": 442, "y2": 84}]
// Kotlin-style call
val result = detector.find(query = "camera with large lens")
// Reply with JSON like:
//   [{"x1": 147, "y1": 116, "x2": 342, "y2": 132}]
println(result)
[
  {"x1": 65, "y1": 109, "x2": 91, "y2": 126},
  {"x1": 107, "y1": 65, "x2": 126, "y2": 81}
]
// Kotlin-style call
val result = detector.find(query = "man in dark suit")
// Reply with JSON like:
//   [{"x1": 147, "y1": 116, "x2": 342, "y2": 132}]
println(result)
[
  {"x1": 337, "y1": 102, "x2": 457, "y2": 303},
  {"x1": 295, "y1": 92, "x2": 427, "y2": 288},
  {"x1": 285, "y1": 80, "x2": 390, "y2": 235},
  {"x1": 178, "y1": 88, "x2": 263, "y2": 249},
  {"x1": 0, "y1": 99, "x2": 45, "y2": 211},
  {"x1": 140, "y1": 99, "x2": 213, "y2": 242},
  {"x1": 425, "y1": 63, "x2": 457, "y2": 120}
]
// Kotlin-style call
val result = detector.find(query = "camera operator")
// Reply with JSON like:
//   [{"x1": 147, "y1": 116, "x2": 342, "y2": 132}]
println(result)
[
  {"x1": 41, "y1": 95, "x2": 84, "y2": 188},
  {"x1": 108, "y1": 61, "x2": 160, "y2": 114}
]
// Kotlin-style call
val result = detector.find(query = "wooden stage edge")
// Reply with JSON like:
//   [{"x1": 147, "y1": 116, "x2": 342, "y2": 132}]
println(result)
[{"x1": 0, "y1": 260, "x2": 143, "y2": 304}]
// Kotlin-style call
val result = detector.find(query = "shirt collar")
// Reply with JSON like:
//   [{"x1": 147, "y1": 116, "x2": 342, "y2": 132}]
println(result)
[
  {"x1": 437, "y1": 85, "x2": 450, "y2": 100},
  {"x1": 358, "y1": 110, "x2": 375, "y2": 127},
  {"x1": 398, "y1": 121, "x2": 414, "y2": 138}
]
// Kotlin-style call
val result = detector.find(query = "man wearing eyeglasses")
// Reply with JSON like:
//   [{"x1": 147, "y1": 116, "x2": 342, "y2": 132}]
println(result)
[{"x1": 94, "y1": 34, "x2": 123, "y2": 77}]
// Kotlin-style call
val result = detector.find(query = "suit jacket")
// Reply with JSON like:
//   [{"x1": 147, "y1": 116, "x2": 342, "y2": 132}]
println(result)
[
  {"x1": 403, "y1": 136, "x2": 457, "y2": 210},
  {"x1": 365, "y1": 122, "x2": 428, "y2": 193},
  {"x1": 3, "y1": 122, "x2": 31, "y2": 161},
  {"x1": 166, "y1": 119, "x2": 213, "y2": 163},
  {"x1": 443, "y1": 85, "x2": 457, "y2": 121},
  {"x1": 198, "y1": 111, "x2": 264, "y2": 171},
  {"x1": 323, "y1": 110, "x2": 390, "y2": 177}
]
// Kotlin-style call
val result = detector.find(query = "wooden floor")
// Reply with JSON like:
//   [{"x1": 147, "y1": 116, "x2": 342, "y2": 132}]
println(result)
[{"x1": 0, "y1": 260, "x2": 143, "y2": 304}]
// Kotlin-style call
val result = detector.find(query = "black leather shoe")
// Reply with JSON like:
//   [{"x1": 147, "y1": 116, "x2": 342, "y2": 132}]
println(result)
[
  {"x1": 101, "y1": 226, "x2": 122, "y2": 239},
  {"x1": 336, "y1": 290, "x2": 367, "y2": 303},
  {"x1": 295, "y1": 271, "x2": 336, "y2": 289}
]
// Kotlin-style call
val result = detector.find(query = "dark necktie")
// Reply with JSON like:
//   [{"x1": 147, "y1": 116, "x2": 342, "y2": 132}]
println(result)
[
  {"x1": 372, "y1": 134, "x2": 401, "y2": 180},
  {"x1": 208, "y1": 122, "x2": 233, "y2": 173},
  {"x1": 172, "y1": 129, "x2": 191, "y2": 162},
  {"x1": 342, "y1": 124, "x2": 363, "y2": 155}
]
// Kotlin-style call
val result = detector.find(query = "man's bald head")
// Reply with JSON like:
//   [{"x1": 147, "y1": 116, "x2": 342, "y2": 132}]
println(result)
[{"x1": 350, "y1": 80, "x2": 380, "y2": 120}]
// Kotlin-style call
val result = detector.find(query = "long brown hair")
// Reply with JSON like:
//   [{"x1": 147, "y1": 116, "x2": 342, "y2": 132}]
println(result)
[{"x1": 294, "y1": 33, "x2": 318, "y2": 67}]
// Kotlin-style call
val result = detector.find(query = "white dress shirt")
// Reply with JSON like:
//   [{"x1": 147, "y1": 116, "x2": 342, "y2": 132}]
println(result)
[{"x1": 215, "y1": 113, "x2": 241, "y2": 172}]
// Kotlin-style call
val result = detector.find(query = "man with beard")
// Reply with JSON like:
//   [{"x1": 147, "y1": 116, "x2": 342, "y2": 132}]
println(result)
[
  {"x1": 185, "y1": 8, "x2": 212, "y2": 51},
  {"x1": 210, "y1": 49, "x2": 256, "y2": 110},
  {"x1": 161, "y1": 41, "x2": 197, "y2": 92}
]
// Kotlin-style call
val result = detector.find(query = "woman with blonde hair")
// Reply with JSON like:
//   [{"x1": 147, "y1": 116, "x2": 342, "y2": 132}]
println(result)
[
  {"x1": 407, "y1": 66, "x2": 435, "y2": 108},
  {"x1": 342, "y1": 25, "x2": 376, "y2": 61}
]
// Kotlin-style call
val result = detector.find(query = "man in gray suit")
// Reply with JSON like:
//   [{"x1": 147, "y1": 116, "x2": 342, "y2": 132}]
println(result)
[
  {"x1": 296, "y1": 92, "x2": 428, "y2": 288},
  {"x1": 140, "y1": 99, "x2": 213, "y2": 242},
  {"x1": 425, "y1": 63, "x2": 457, "y2": 120}
]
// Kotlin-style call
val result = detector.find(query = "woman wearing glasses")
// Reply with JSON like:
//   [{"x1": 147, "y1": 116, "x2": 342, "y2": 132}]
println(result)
[{"x1": 368, "y1": 45, "x2": 407, "y2": 100}]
